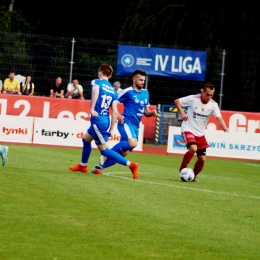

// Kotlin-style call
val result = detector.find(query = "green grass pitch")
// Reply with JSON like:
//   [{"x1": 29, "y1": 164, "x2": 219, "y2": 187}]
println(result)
[{"x1": 0, "y1": 144, "x2": 259, "y2": 260}]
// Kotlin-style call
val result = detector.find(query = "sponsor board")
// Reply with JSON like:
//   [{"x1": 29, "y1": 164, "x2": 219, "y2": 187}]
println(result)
[
  {"x1": 167, "y1": 126, "x2": 260, "y2": 160},
  {"x1": 0, "y1": 115, "x2": 144, "y2": 151}
]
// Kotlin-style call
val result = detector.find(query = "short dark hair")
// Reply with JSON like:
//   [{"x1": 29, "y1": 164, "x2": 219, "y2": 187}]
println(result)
[
  {"x1": 204, "y1": 82, "x2": 215, "y2": 91},
  {"x1": 132, "y1": 69, "x2": 146, "y2": 77}
]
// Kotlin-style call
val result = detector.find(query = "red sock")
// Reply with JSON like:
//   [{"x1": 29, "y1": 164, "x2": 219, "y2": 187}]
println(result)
[
  {"x1": 179, "y1": 151, "x2": 194, "y2": 171},
  {"x1": 193, "y1": 160, "x2": 204, "y2": 176}
]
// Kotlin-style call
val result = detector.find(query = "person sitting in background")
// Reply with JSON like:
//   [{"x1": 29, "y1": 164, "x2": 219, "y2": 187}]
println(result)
[
  {"x1": 2, "y1": 71, "x2": 22, "y2": 95},
  {"x1": 22, "y1": 75, "x2": 35, "y2": 96},
  {"x1": 113, "y1": 81, "x2": 122, "y2": 94},
  {"x1": 66, "y1": 78, "x2": 84, "y2": 99},
  {"x1": 50, "y1": 77, "x2": 65, "y2": 98}
]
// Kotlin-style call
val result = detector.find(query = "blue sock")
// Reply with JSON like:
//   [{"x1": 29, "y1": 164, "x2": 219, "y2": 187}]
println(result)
[
  {"x1": 102, "y1": 141, "x2": 132, "y2": 169},
  {"x1": 81, "y1": 138, "x2": 92, "y2": 163},
  {"x1": 101, "y1": 148, "x2": 128, "y2": 166},
  {"x1": 111, "y1": 141, "x2": 132, "y2": 153}
]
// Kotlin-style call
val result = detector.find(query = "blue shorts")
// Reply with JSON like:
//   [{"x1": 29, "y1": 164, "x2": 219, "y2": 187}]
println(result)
[
  {"x1": 87, "y1": 116, "x2": 111, "y2": 145},
  {"x1": 117, "y1": 121, "x2": 139, "y2": 141}
]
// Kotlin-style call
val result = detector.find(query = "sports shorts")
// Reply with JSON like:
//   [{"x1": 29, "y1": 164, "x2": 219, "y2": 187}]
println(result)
[
  {"x1": 87, "y1": 116, "x2": 111, "y2": 145},
  {"x1": 117, "y1": 121, "x2": 139, "y2": 141},
  {"x1": 181, "y1": 131, "x2": 209, "y2": 150}
]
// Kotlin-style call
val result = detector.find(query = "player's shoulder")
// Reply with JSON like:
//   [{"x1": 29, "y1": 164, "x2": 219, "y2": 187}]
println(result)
[
  {"x1": 91, "y1": 78, "x2": 100, "y2": 85},
  {"x1": 141, "y1": 88, "x2": 149, "y2": 93},
  {"x1": 118, "y1": 86, "x2": 132, "y2": 96},
  {"x1": 209, "y1": 99, "x2": 217, "y2": 104},
  {"x1": 192, "y1": 94, "x2": 201, "y2": 99},
  {"x1": 124, "y1": 86, "x2": 133, "y2": 92}
]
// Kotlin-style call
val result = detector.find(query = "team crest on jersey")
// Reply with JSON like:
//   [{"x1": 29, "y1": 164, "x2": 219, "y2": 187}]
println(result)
[
  {"x1": 133, "y1": 95, "x2": 139, "y2": 103},
  {"x1": 140, "y1": 100, "x2": 144, "y2": 106},
  {"x1": 202, "y1": 108, "x2": 205, "y2": 111}
]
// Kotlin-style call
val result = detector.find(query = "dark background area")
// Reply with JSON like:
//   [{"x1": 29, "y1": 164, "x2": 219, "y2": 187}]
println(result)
[{"x1": 1, "y1": 1, "x2": 260, "y2": 112}]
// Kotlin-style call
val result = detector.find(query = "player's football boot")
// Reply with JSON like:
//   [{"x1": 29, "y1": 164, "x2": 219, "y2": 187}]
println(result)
[
  {"x1": 91, "y1": 165, "x2": 103, "y2": 175},
  {"x1": 69, "y1": 164, "x2": 87, "y2": 173},
  {"x1": 192, "y1": 177, "x2": 199, "y2": 182},
  {"x1": 0, "y1": 146, "x2": 9, "y2": 166},
  {"x1": 129, "y1": 162, "x2": 139, "y2": 180}
]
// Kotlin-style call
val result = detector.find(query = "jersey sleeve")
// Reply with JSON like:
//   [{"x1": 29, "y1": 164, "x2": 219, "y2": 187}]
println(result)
[
  {"x1": 118, "y1": 90, "x2": 128, "y2": 103},
  {"x1": 179, "y1": 95, "x2": 193, "y2": 107},
  {"x1": 212, "y1": 103, "x2": 222, "y2": 118}
]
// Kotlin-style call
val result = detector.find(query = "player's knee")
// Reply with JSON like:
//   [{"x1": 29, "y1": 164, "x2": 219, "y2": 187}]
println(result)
[
  {"x1": 198, "y1": 156, "x2": 206, "y2": 162},
  {"x1": 188, "y1": 146, "x2": 197, "y2": 154},
  {"x1": 128, "y1": 139, "x2": 137, "y2": 149}
]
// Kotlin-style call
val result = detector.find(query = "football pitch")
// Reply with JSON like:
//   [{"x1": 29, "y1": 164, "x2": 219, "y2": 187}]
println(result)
[{"x1": 0, "y1": 144, "x2": 259, "y2": 260}]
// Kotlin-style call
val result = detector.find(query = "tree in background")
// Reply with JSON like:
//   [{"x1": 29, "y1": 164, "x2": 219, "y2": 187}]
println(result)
[{"x1": 0, "y1": 0, "x2": 35, "y2": 33}]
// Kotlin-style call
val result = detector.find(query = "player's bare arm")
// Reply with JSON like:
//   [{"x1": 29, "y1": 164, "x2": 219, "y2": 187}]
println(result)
[
  {"x1": 174, "y1": 99, "x2": 188, "y2": 121},
  {"x1": 90, "y1": 85, "x2": 99, "y2": 117},
  {"x1": 110, "y1": 102, "x2": 120, "y2": 134},
  {"x1": 216, "y1": 117, "x2": 229, "y2": 132}
]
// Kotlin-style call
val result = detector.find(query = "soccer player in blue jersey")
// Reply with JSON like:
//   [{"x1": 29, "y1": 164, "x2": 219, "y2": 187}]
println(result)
[
  {"x1": 91, "y1": 69, "x2": 157, "y2": 176},
  {"x1": 69, "y1": 64, "x2": 139, "y2": 179}
]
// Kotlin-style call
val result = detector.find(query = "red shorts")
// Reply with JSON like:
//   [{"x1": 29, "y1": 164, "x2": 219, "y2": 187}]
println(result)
[{"x1": 182, "y1": 131, "x2": 209, "y2": 150}]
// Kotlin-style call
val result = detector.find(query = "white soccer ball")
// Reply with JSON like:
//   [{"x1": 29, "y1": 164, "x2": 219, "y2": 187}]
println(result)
[{"x1": 180, "y1": 168, "x2": 195, "y2": 182}]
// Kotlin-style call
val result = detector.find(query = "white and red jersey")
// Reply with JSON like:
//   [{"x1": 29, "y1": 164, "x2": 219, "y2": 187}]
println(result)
[{"x1": 179, "y1": 94, "x2": 222, "y2": 136}]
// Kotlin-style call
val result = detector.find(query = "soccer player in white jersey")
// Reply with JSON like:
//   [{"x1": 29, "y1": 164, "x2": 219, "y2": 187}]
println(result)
[
  {"x1": 92, "y1": 69, "x2": 157, "y2": 177},
  {"x1": 174, "y1": 82, "x2": 228, "y2": 182},
  {"x1": 69, "y1": 64, "x2": 139, "y2": 179}
]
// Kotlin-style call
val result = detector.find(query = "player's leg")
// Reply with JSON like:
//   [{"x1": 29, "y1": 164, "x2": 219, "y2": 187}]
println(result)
[
  {"x1": 179, "y1": 132, "x2": 198, "y2": 171},
  {"x1": 94, "y1": 128, "x2": 139, "y2": 180},
  {"x1": 0, "y1": 145, "x2": 9, "y2": 166},
  {"x1": 98, "y1": 146, "x2": 139, "y2": 179},
  {"x1": 192, "y1": 135, "x2": 209, "y2": 182},
  {"x1": 69, "y1": 130, "x2": 93, "y2": 173},
  {"x1": 193, "y1": 151, "x2": 206, "y2": 182},
  {"x1": 93, "y1": 122, "x2": 139, "y2": 173}
]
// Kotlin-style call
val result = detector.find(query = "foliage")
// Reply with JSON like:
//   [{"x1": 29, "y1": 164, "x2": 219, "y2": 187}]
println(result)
[{"x1": 0, "y1": 2, "x2": 35, "y2": 33}]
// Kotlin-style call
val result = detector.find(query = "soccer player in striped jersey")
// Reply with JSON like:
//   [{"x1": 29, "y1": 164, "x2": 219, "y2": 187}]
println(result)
[
  {"x1": 92, "y1": 69, "x2": 157, "y2": 177},
  {"x1": 69, "y1": 64, "x2": 139, "y2": 179},
  {"x1": 174, "y1": 82, "x2": 228, "y2": 182}
]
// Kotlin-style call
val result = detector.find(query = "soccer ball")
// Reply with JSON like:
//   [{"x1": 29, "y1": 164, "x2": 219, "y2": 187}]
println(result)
[{"x1": 180, "y1": 168, "x2": 195, "y2": 182}]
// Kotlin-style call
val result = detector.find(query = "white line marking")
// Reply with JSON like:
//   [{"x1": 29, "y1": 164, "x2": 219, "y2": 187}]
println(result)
[
  {"x1": 244, "y1": 163, "x2": 260, "y2": 167},
  {"x1": 102, "y1": 172, "x2": 260, "y2": 200}
]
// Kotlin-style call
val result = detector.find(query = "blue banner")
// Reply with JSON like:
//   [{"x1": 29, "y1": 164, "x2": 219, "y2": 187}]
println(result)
[{"x1": 117, "y1": 45, "x2": 207, "y2": 81}]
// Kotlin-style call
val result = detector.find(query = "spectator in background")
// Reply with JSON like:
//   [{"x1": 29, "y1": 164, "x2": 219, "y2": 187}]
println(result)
[
  {"x1": 113, "y1": 81, "x2": 122, "y2": 94},
  {"x1": 22, "y1": 75, "x2": 35, "y2": 96},
  {"x1": 66, "y1": 78, "x2": 84, "y2": 99},
  {"x1": 3, "y1": 71, "x2": 22, "y2": 95},
  {"x1": 0, "y1": 79, "x2": 2, "y2": 93},
  {"x1": 50, "y1": 77, "x2": 65, "y2": 98}
]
